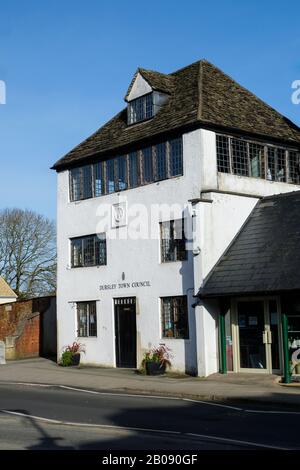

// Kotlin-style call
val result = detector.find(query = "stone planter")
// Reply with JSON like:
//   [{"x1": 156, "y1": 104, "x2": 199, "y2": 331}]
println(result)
[
  {"x1": 71, "y1": 353, "x2": 80, "y2": 366},
  {"x1": 145, "y1": 361, "x2": 166, "y2": 376}
]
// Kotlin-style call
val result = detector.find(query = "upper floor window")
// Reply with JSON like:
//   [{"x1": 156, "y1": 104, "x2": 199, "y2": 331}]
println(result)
[
  {"x1": 77, "y1": 301, "x2": 97, "y2": 337},
  {"x1": 69, "y1": 136, "x2": 183, "y2": 202},
  {"x1": 216, "y1": 134, "x2": 300, "y2": 184},
  {"x1": 128, "y1": 94, "x2": 153, "y2": 124},
  {"x1": 160, "y1": 219, "x2": 187, "y2": 263},
  {"x1": 71, "y1": 234, "x2": 106, "y2": 268}
]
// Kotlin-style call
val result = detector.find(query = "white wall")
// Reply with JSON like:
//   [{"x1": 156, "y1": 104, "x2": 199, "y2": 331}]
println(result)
[
  {"x1": 57, "y1": 129, "x2": 202, "y2": 374},
  {"x1": 57, "y1": 126, "x2": 300, "y2": 376}
]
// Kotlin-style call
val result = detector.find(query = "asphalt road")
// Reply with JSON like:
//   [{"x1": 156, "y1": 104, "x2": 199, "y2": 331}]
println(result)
[{"x1": 0, "y1": 383, "x2": 299, "y2": 450}]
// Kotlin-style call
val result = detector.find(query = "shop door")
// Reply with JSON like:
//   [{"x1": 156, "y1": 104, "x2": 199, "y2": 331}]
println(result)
[
  {"x1": 235, "y1": 299, "x2": 281, "y2": 373},
  {"x1": 114, "y1": 297, "x2": 137, "y2": 368}
]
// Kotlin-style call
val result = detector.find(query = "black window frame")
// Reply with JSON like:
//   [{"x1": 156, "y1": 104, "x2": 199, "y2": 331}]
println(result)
[
  {"x1": 160, "y1": 219, "x2": 187, "y2": 263},
  {"x1": 77, "y1": 301, "x2": 97, "y2": 337},
  {"x1": 70, "y1": 234, "x2": 106, "y2": 268},
  {"x1": 161, "y1": 296, "x2": 189, "y2": 339},
  {"x1": 69, "y1": 136, "x2": 184, "y2": 202}
]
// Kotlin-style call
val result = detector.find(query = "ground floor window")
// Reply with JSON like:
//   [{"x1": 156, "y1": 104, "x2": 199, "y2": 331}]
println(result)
[
  {"x1": 161, "y1": 296, "x2": 189, "y2": 339},
  {"x1": 77, "y1": 301, "x2": 97, "y2": 337}
]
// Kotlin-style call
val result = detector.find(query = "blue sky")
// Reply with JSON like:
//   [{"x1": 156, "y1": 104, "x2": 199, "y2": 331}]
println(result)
[{"x1": 0, "y1": 0, "x2": 299, "y2": 220}]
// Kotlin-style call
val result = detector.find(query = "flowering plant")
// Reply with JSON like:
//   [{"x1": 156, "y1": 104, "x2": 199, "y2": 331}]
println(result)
[
  {"x1": 59, "y1": 342, "x2": 85, "y2": 367},
  {"x1": 64, "y1": 341, "x2": 86, "y2": 355},
  {"x1": 142, "y1": 345, "x2": 172, "y2": 369}
]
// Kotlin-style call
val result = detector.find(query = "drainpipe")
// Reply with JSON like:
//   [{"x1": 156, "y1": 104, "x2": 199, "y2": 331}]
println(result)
[
  {"x1": 219, "y1": 311, "x2": 227, "y2": 374},
  {"x1": 281, "y1": 313, "x2": 291, "y2": 384}
]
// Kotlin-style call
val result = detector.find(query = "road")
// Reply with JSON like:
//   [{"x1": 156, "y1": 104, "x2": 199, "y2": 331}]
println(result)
[{"x1": 0, "y1": 383, "x2": 299, "y2": 450}]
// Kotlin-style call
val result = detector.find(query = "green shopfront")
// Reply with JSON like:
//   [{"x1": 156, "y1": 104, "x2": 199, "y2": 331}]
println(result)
[{"x1": 217, "y1": 293, "x2": 300, "y2": 383}]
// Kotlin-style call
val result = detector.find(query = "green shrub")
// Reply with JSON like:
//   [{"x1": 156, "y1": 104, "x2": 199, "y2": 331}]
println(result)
[{"x1": 60, "y1": 350, "x2": 73, "y2": 367}]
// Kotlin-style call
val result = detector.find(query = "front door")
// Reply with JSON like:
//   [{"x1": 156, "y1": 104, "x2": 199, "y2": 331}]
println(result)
[
  {"x1": 114, "y1": 297, "x2": 137, "y2": 368},
  {"x1": 234, "y1": 299, "x2": 281, "y2": 373}
]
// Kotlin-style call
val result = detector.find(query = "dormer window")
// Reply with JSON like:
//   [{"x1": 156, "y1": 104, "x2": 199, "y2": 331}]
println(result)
[{"x1": 127, "y1": 93, "x2": 153, "y2": 124}]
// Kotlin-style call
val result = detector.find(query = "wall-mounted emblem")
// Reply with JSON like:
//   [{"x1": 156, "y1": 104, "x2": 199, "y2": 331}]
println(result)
[{"x1": 111, "y1": 202, "x2": 127, "y2": 228}]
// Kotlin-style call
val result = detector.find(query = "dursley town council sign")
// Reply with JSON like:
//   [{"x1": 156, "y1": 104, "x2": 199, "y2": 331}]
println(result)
[{"x1": 99, "y1": 281, "x2": 151, "y2": 291}]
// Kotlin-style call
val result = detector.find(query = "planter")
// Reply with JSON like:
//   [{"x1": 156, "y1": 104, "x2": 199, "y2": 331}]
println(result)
[
  {"x1": 295, "y1": 364, "x2": 300, "y2": 375},
  {"x1": 71, "y1": 353, "x2": 80, "y2": 366},
  {"x1": 145, "y1": 361, "x2": 166, "y2": 376}
]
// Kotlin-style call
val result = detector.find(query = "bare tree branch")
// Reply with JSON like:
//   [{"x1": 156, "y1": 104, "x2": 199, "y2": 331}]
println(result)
[{"x1": 0, "y1": 208, "x2": 56, "y2": 298}]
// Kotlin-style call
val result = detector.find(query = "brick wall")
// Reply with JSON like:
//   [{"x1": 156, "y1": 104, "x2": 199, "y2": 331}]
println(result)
[{"x1": 0, "y1": 296, "x2": 56, "y2": 360}]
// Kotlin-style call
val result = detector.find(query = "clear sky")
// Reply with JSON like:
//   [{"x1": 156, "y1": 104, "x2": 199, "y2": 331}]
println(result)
[{"x1": 0, "y1": 0, "x2": 299, "y2": 220}]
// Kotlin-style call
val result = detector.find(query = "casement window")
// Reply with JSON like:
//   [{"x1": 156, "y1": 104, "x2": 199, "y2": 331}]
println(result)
[
  {"x1": 70, "y1": 166, "x2": 92, "y2": 201},
  {"x1": 161, "y1": 296, "x2": 189, "y2": 339},
  {"x1": 116, "y1": 156, "x2": 128, "y2": 191},
  {"x1": 141, "y1": 147, "x2": 153, "y2": 183},
  {"x1": 216, "y1": 135, "x2": 231, "y2": 173},
  {"x1": 71, "y1": 234, "x2": 106, "y2": 268},
  {"x1": 69, "y1": 136, "x2": 183, "y2": 201},
  {"x1": 231, "y1": 139, "x2": 248, "y2": 176},
  {"x1": 77, "y1": 301, "x2": 97, "y2": 337},
  {"x1": 160, "y1": 219, "x2": 187, "y2": 262},
  {"x1": 289, "y1": 151, "x2": 300, "y2": 184},
  {"x1": 216, "y1": 134, "x2": 300, "y2": 184},
  {"x1": 106, "y1": 159, "x2": 116, "y2": 194},
  {"x1": 93, "y1": 162, "x2": 105, "y2": 197},
  {"x1": 129, "y1": 152, "x2": 139, "y2": 188},
  {"x1": 169, "y1": 138, "x2": 183, "y2": 176},
  {"x1": 127, "y1": 94, "x2": 154, "y2": 124},
  {"x1": 155, "y1": 142, "x2": 167, "y2": 180}
]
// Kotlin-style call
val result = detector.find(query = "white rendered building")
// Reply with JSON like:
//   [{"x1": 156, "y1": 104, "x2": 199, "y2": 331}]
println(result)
[{"x1": 53, "y1": 60, "x2": 300, "y2": 376}]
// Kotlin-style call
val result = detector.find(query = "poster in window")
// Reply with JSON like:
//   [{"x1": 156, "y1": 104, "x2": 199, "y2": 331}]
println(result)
[{"x1": 238, "y1": 314, "x2": 246, "y2": 327}]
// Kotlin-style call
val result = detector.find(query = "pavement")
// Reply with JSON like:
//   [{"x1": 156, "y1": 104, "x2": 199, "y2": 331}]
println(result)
[{"x1": 0, "y1": 357, "x2": 300, "y2": 408}]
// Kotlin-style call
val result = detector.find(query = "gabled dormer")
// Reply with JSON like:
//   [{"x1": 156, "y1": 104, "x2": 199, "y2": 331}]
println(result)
[{"x1": 125, "y1": 68, "x2": 171, "y2": 125}]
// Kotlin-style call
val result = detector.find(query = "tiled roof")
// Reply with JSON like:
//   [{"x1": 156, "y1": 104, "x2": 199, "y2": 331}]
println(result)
[
  {"x1": 125, "y1": 68, "x2": 174, "y2": 100},
  {"x1": 199, "y1": 191, "x2": 300, "y2": 298},
  {"x1": 52, "y1": 60, "x2": 300, "y2": 171},
  {"x1": 0, "y1": 277, "x2": 17, "y2": 298}
]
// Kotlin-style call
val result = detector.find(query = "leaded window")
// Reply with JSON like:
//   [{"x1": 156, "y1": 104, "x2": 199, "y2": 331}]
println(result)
[
  {"x1": 216, "y1": 134, "x2": 300, "y2": 185},
  {"x1": 129, "y1": 152, "x2": 139, "y2": 188},
  {"x1": 216, "y1": 135, "x2": 230, "y2": 173},
  {"x1": 169, "y1": 138, "x2": 183, "y2": 176},
  {"x1": 161, "y1": 296, "x2": 189, "y2": 339},
  {"x1": 116, "y1": 156, "x2": 127, "y2": 191},
  {"x1": 69, "y1": 136, "x2": 183, "y2": 201},
  {"x1": 231, "y1": 139, "x2": 248, "y2": 176},
  {"x1": 160, "y1": 219, "x2": 187, "y2": 262},
  {"x1": 70, "y1": 166, "x2": 92, "y2": 200},
  {"x1": 106, "y1": 159, "x2": 116, "y2": 194},
  {"x1": 288, "y1": 151, "x2": 300, "y2": 184},
  {"x1": 141, "y1": 147, "x2": 153, "y2": 183},
  {"x1": 77, "y1": 301, "x2": 97, "y2": 337},
  {"x1": 155, "y1": 142, "x2": 167, "y2": 180},
  {"x1": 71, "y1": 234, "x2": 106, "y2": 268},
  {"x1": 94, "y1": 162, "x2": 104, "y2": 197},
  {"x1": 127, "y1": 94, "x2": 154, "y2": 124},
  {"x1": 249, "y1": 143, "x2": 264, "y2": 178}
]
